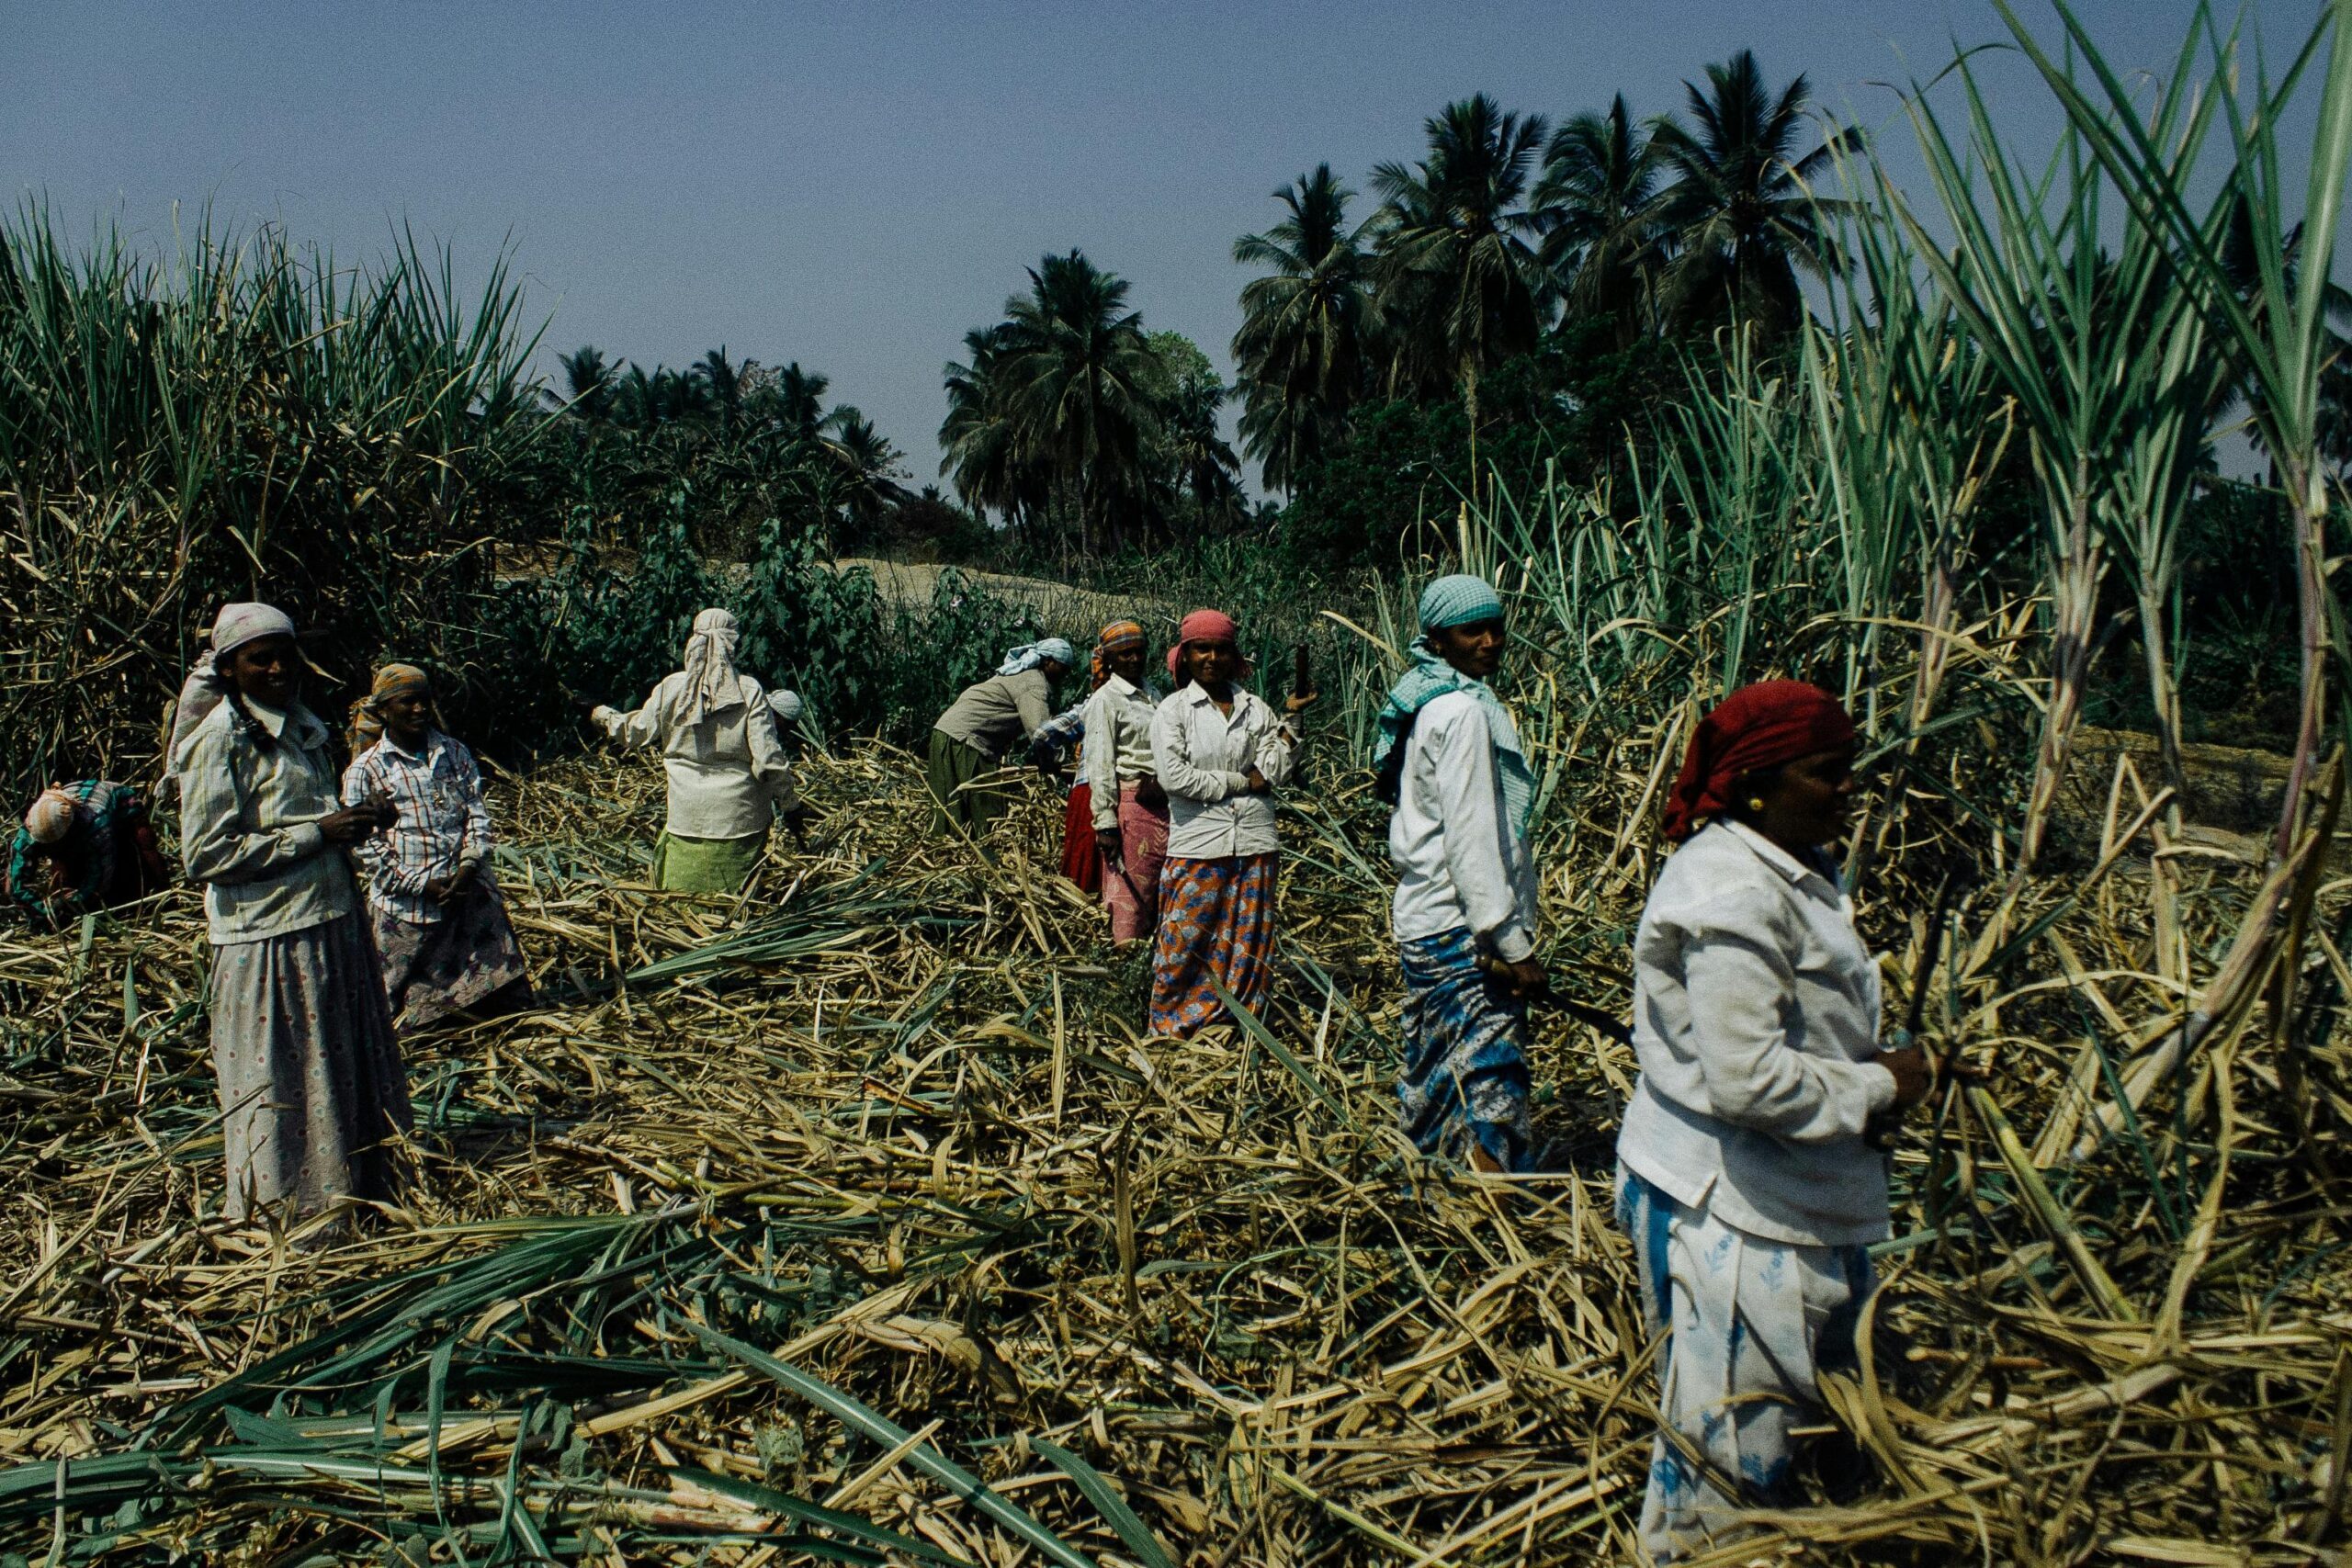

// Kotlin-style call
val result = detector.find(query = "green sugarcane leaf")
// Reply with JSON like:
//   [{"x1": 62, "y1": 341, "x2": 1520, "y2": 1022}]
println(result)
[
  {"x1": 1207, "y1": 976, "x2": 1351, "y2": 1123},
  {"x1": 685, "y1": 1323, "x2": 1095, "y2": 1568},
  {"x1": 673, "y1": 1467, "x2": 969, "y2": 1567},
  {"x1": 1030, "y1": 1440, "x2": 1177, "y2": 1568}
]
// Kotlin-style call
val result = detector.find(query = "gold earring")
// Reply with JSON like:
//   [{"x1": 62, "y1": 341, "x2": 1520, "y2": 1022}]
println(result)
[{"x1": 1747, "y1": 797, "x2": 1767, "y2": 812}]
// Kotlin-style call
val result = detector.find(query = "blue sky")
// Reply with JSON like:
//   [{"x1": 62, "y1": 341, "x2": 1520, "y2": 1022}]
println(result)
[{"x1": 2, "y1": 1, "x2": 2312, "y2": 489}]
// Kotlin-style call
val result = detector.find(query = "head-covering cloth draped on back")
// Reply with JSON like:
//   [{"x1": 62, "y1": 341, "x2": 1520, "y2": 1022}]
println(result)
[
  {"x1": 680, "y1": 608, "x2": 746, "y2": 724},
  {"x1": 1373, "y1": 575, "x2": 1534, "y2": 839},
  {"x1": 350, "y1": 663, "x2": 433, "y2": 754},
  {"x1": 1168, "y1": 608, "x2": 1249, "y2": 681},
  {"x1": 24, "y1": 788, "x2": 78, "y2": 846},
  {"x1": 210, "y1": 602, "x2": 298, "y2": 661},
  {"x1": 997, "y1": 637, "x2": 1077, "y2": 679},
  {"x1": 1659, "y1": 680, "x2": 1856, "y2": 842},
  {"x1": 1092, "y1": 620, "x2": 1146, "y2": 690}
]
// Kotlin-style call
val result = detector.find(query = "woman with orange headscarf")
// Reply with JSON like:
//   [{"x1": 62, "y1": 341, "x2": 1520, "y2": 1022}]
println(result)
[
  {"x1": 1614, "y1": 681, "x2": 1931, "y2": 1560},
  {"x1": 1078, "y1": 619, "x2": 1166, "y2": 942}
]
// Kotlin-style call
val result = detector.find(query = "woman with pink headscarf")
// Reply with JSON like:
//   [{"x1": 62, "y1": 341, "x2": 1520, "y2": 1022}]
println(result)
[{"x1": 1144, "y1": 608, "x2": 1316, "y2": 1036}]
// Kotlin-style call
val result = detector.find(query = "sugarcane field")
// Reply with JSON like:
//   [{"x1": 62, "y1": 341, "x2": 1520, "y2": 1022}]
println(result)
[{"x1": 7, "y1": 3, "x2": 2352, "y2": 1564}]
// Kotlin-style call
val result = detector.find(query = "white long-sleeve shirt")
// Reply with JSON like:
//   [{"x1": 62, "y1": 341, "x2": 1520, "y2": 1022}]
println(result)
[
  {"x1": 594, "y1": 671, "x2": 799, "y2": 840},
  {"x1": 1389, "y1": 691, "x2": 1539, "y2": 962},
  {"x1": 1082, "y1": 674, "x2": 1164, "y2": 831},
  {"x1": 1149, "y1": 683, "x2": 1299, "y2": 860},
  {"x1": 177, "y1": 698, "x2": 361, "y2": 944},
  {"x1": 1616, "y1": 819, "x2": 1898, "y2": 1247}
]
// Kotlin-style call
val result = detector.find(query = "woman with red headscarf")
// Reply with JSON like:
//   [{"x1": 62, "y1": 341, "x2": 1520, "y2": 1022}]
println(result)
[
  {"x1": 1615, "y1": 681, "x2": 1931, "y2": 1560},
  {"x1": 1145, "y1": 608, "x2": 1315, "y2": 1035}
]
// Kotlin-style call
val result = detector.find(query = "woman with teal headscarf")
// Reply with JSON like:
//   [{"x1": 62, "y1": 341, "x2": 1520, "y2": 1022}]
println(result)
[{"x1": 1377, "y1": 574, "x2": 1545, "y2": 1172}]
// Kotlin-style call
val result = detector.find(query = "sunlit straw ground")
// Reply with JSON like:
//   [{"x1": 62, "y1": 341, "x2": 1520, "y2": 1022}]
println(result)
[{"x1": 1, "y1": 742, "x2": 2344, "y2": 1565}]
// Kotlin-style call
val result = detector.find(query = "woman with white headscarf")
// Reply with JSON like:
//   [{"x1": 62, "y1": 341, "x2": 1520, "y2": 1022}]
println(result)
[
  {"x1": 926, "y1": 637, "x2": 1075, "y2": 836},
  {"x1": 176, "y1": 601, "x2": 412, "y2": 1225},
  {"x1": 588, "y1": 608, "x2": 807, "y2": 893}
]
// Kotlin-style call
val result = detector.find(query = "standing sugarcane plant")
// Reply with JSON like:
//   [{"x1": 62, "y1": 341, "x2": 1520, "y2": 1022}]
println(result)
[
  {"x1": 1894, "y1": 31, "x2": 2223, "y2": 878},
  {"x1": 1996, "y1": 0, "x2": 2352, "y2": 863}
]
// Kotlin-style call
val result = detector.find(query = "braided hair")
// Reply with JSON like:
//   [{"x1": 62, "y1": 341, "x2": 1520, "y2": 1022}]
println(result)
[{"x1": 207, "y1": 668, "x2": 279, "y2": 754}]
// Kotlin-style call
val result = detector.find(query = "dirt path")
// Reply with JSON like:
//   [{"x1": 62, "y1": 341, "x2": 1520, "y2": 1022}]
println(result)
[{"x1": 835, "y1": 558, "x2": 1174, "y2": 631}]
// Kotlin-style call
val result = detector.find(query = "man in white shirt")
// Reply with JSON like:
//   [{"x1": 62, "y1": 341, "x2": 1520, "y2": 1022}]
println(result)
[{"x1": 1377, "y1": 574, "x2": 1544, "y2": 1173}]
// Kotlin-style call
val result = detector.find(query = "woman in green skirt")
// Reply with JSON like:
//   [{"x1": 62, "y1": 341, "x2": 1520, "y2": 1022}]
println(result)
[
  {"x1": 927, "y1": 638, "x2": 1074, "y2": 835},
  {"x1": 590, "y1": 609, "x2": 808, "y2": 892}
]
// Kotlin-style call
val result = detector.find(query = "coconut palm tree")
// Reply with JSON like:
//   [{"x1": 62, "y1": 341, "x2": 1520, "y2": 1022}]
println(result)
[
  {"x1": 1645, "y1": 50, "x2": 1855, "y2": 338},
  {"x1": 695, "y1": 347, "x2": 743, "y2": 438},
  {"x1": 548, "y1": 344, "x2": 616, "y2": 419},
  {"x1": 992, "y1": 251, "x2": 1165, "y2": 555},
  {"x1": 1231, "y1": 164, "x2": 1374, "y2": 495},
  {"x1": 1369, "y1": 94, "x2": 1553, "y2": 450},
  {"x1": 1533, "y1": 96, "x2": 1662, "y2": 344},
  {"x1": 820, "y1": 408, "x2": 911, "y2": 533},
  {"x1": 939, "y1": 325, "x2": 1048, "y2": 526}
]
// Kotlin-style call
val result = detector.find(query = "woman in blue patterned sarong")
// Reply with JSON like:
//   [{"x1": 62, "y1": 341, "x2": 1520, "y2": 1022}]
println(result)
[{"x1": 1376, "y1": 575, "x2": 1545, "y2": 1173}]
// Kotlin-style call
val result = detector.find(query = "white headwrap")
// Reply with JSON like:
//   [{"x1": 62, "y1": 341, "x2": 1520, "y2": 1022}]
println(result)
[
  {"x1": 767, "y1": 687, "x2": 805, "y2": 723},
  {"x1": 210, "y1": 602, "x2": 298, "y2": 659},
  {"x1": 996, "y1": 637, "x2": 1076, "y2": 678},
  {"x1": 24, "y1": 789, "x2": 77, "y2": 845},
  {"x1": 680, "y1": 608, "x2": 746, "y2": 724}
]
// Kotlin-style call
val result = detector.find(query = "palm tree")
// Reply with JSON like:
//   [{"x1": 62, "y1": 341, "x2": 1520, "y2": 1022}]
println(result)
[
  {"x1": 820, "y1": 407, "x2": 911, "y2": 532},
  {"x1": 992, "y1": 251, "x2": 1165, "y2": 555},
  {"x1": 1231, "y1": 164, "x2": 1374, "y2": 495},
  {"x1": 695, "y1": 347, "x2": 742, "y2": 437},
  {"x1": 769, "y1": 362, "x2": 831, "y2": 443},
  {"x1": 940, "y1": 325, "x2": 1048, "y2": 525},
  {"x1": 1533, "y1": 96, "x2": 1661, "y2": 345},
  {"x1": 1645, "y1": 50, "x2": 1854, "y2": 338},
  {"x1": 549, "y1": 344, "x2": 616, "y2": 418},
  {"x1": 1369, "y1": 94, "x2": 1553, "y2": 454}
]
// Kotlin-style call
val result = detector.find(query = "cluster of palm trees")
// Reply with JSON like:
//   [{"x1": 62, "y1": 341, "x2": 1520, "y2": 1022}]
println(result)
[
  {"x1": 1231, "y1": 50, "x2": 1847, "y2": 494},
  {"x1": 547, "y1": 344, "x2": 910, "y2": 538},
  {"x1": 938, "y1": 252, "x2": 1245, "y2": 557}
]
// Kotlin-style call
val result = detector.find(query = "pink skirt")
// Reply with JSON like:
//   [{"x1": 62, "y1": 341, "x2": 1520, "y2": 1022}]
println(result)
[{"x1": 1102, "y1": 783, "x2": 1170, "y2": 944}]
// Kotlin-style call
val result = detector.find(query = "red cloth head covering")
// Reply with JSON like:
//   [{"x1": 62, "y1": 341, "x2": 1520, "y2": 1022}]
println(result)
[
  {"x1": 1660, "y1": 680, "x2": 1856, "y2": 842},
  {"x1": 1168, "y1": 607, "x2": 1248, "y2": 680}
]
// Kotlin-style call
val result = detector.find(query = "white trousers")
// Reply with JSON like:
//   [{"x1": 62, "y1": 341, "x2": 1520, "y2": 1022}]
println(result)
[{"x1": 1616, "y1": 1166, "x2": 1874, "y2": 1562}]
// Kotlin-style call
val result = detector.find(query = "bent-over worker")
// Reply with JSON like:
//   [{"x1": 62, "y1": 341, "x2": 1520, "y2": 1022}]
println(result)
[{"x1": 926, "y1": 637, "x2": 1074, "y2": 835}]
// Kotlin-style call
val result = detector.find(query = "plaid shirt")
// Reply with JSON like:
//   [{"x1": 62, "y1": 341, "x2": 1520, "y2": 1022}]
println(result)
[{"x1": 342, "y1": 729, "x2": 492, "y2": 925}]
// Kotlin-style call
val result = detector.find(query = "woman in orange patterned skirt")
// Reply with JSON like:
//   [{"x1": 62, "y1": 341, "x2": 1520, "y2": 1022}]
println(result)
[{"x1": 1144, "y1": 609, "x2": 1315, "y2": 1035}]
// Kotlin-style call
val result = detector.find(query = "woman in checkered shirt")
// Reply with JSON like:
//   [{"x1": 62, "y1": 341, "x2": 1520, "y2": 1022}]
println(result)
[{"x1": 342, "y1": 664, "x2": 532, "y2": 1034}]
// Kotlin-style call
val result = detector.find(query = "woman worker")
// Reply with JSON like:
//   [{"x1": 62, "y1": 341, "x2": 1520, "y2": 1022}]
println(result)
[
  {"x1": 1146, "y1": 609, "x2": 1313, "y2": 1035},
  {"x1": 7, "y1": 780, "x2": 173, "y2": 924},
  {"x1": 343, "y1": 664, "x2": 531, "y2": 1033},
  {"x1": 175, "y1": 602, "x2": 412, "y2": 1224},
  {"x1": 1080, "y1": 619, "x2": 1167, "y2": 944},
  {"x1": 1613, "y1": 680, "x2": 1931, "y2": 1560},
  {"x1": 926, "y1": 637, "x2": 1075, "y2": 835},
  {"x1": 589, "y1": 608, "x2": 808, "y2": 892}
]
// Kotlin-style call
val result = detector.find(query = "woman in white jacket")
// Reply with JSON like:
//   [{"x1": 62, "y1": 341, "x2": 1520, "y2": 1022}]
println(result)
[
  {"x1": 1616, "y1": 680, "x2": 1930, "y2": 1560},
  {"x1": 1146, "y1": 608, "x2": 1313, "y2": 1036}
]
